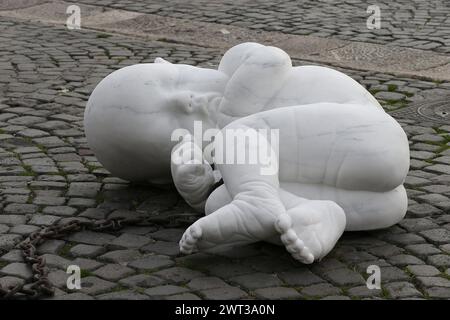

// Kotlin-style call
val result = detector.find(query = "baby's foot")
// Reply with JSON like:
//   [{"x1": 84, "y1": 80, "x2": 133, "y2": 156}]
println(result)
[
  {"x1": 179, "y1": 206, "x2": 266, "y2": 254},
  {"x1": 275, "y1": 200, "x2": 346, "y2": 264},
  {"x1": 179, "y1": 223, "x2": 203, "y2": 254},
  {"x1": 180, "y1": 188, "x2": 284, "y2": 254}
]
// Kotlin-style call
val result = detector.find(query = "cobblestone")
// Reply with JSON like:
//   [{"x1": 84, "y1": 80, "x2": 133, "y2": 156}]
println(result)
[
  {"x1": 66, "y1": 231, "x2": 116, "y2": 246},
  {"x1": 28, "y1": 214, "x2": 60, "y2": 226},
  {"x1": 92, "y1": 264, "x2": 135, "y2": 281},
  {"x1": 278, "y1": 269, "x2": 324, "y2": 287},
  {"x1": 399, "y1": 218, "x2": 439, "y2": 232},
  {"x1": 0, "y1": 234, "x2": 22, "y2": 250},
  {"x1": 200, "y1": 286, "x2": 247, "y2": 300},
  {"x1": 384, "y1": 282, "x2": 422, "y2": 299},
  {"x1": 187, "y1": 277, "x2": 229, "y2": 291},
  {"x1": 0, "y1": 215, "x2": 27, "y2": 226},
  {"x1": 96, "y1": 290, "x2": 149, "y2": 300},
  {"x1": 80, "y1": 276, "x2": 116, "y2": 295},
  {"x1": 368, "y1": 244, "x2": 404, "y2": 258},
  {"x1": 72, "y1": 258, "x2": 103, "y2": 271},
  {"x1": 77, "y1": 0, "x2": 450, "y2": 54},
  {"x1": 254, "y1": 287, "x2": 301, "y2": 299},
  {"x1": 67, "y1": 182, "x2": 101, "y2": 198},
  {"x1": 166, "y1": 293, "x2": 201, "y2": 300},
  {"x1": 420, "y1": 229, "x2": 450, "y2": 244},
  {"x1": 4, "y1": 203, "x2": 37, "y2": 214},
  {"x1": 407, "y1": 265, "x2": 441, "y2": 277},
  {"x1": 230, "y1": 273, "x2": 282, "y2": 290},
  {"x1": 408, "y1": 203, "x2": 441, "y2": 217},
  {"x1": 388, "y1": 254, "x2": 424, "y2": 267},
  {"x1": 70, "y1": 244, "x2": 106, "y2": 258},
  {"x1": 406, "y1": 244, "x2": 442, "y2": 258},
  {"x1": 37, "y1": 240, "x2": 65, "y2": 254},
  {"x1": 119, "y1": 274, "x2": 166, "y2": 288},
  {"x1": 0, "y1": 4, "x2": 449, "y2": 300},
  {"x1": 416, "y1": 276, "x2": 450, "y2": 288},
  {"x1": 0, "y1": 276, "x2": 25, "y2": 289},
  {"x1": 142, "y1": 241, "x2": 180, "y2": 256},
  {"x1": 323, "y1": 268, "x2": 365, "y2": 286},
  {"x1": 128, "y1": 255, "x2": 174, "y2": 271},
  {"x1": 378, "y1": 266, "x2": 409, "y2": 282},
  {"x1": 301, "y1": 283, "x2": 342, "y2": 297},
  {"x1": 0, "y1": 262, "x2": 33, "y2": 279},
  {"x1": 9, "y1": 224, "x2": 40, "y2": 235},
  {"x1": 424, "y1": 287, "x2": 450, "y2": 298},
  {"x1": 48, "y1": 270, "x2": 70, "y2": 289},
  {"x1": 144, "y1": 285, "x2": 189, "y2": 298},
  {"x1": 427, "y1": 255, "x2": 450, "y2": 268},
  {"x1": 152, "y1": 267, "x2": 204, "y2": 284},
  {"x1": 98, "y1": 249, "x2": 141, "y2": 264},
  {"x1": 347, "y1": 286, "x2": 382, "y2": 298},
  {"x1": 109, "y1": 233, "x2": 151, "y2": 249}
]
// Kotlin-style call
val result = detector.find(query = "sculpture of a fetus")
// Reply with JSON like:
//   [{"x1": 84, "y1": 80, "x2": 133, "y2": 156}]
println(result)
[{"x1": 85, "y1": 43, "x2": 410, "y2": 264}]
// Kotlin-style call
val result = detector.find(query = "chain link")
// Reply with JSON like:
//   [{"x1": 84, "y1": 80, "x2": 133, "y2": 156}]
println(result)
[{"x1": 0, "y1": 215, "x2": 164, "y2": 300}]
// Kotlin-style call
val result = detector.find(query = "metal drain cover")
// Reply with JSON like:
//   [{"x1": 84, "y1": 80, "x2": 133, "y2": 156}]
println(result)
[
  {"x1": 417, "y1": 98, "x2": 450, "y2": 122},
  {"x1": 390, "y1": 95, "x2": 450, "y2": 123}
]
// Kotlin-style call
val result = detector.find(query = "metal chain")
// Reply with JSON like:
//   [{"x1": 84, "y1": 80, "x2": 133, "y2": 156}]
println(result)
[{"x1": 0, "y1": 212, "x2": 196, "y2": 300}]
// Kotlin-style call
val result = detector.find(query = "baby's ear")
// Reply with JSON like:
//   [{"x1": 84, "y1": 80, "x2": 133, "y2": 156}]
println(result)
[{"x1": 154, "y1": 57, "x2": 172, "y2": 64}]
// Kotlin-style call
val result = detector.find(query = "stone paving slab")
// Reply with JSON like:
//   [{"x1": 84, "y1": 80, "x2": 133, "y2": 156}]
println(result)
[
  {"x1": 74, "y1": 0, "x2": 450, "y2": 55},
  {"x1": 2, "y1": 1, "x2": 450, "y2": 82},
  {"x1": 0, "y1": 6, "x2": 449, "y2": 300},
  {"x1": 0, "y1": 0, "x2": 48, "y2": 10}
]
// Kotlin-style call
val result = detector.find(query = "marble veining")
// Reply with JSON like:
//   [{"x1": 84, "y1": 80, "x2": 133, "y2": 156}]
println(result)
[{"x1": 85, "y1": 42, "x2": 410, "y2": 263}]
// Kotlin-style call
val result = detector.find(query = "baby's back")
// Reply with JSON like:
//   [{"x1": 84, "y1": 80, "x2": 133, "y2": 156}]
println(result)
[{"x1": 264, "y1": 66, "x2": 382, "y2": 112}]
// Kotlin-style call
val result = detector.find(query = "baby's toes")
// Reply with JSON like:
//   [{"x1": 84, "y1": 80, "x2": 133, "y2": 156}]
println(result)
[
  {"x1": 179, "y1": 224, "x2": 203, "y2": 254},
  {"x1": 292, "y1": 247, "x2": 315, "y2": 264},
  {"x1": 275, "y1": 213, "x2": 292, "y2": 234},
  {"x1": 286, "y1": 238, "x2": 305, "y2": 254}
]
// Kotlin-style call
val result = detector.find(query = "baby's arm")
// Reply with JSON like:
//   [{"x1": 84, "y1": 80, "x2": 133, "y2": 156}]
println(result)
[{"x1": 171, "y1": 135, "x2": 221, "y2": 212}]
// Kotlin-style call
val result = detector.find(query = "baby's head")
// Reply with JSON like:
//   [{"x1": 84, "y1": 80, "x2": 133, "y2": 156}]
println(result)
[{"x1": 85, "y1": 59, "x2": 227, "y2": 184}]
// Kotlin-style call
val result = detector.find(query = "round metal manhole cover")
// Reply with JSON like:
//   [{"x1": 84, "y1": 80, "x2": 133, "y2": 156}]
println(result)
[
  {"x1": 417, "y1": 98, "x2": 450, "y2": 122},
  {"x1": 390, "y1": 95, "x2": 450, "y2": 124}
]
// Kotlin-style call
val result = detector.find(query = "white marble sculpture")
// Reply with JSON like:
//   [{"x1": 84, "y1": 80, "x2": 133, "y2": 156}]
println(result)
[{"x1": 84, "y1": 42, "x2": 410, "y2": 264}]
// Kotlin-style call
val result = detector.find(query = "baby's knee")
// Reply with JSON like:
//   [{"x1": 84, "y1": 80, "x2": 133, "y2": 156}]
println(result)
[{"x1": 205, "y1": 185, "x2": 232, "y2": 215}]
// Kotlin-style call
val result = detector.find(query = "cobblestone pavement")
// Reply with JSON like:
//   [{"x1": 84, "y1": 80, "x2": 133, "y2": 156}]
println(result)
[
  {"x1": 77, "y1": 0, "x2": 450, "y2": 54},
  {"x1": 0, "y1": 14, "x2": 450, "y2": 300}
]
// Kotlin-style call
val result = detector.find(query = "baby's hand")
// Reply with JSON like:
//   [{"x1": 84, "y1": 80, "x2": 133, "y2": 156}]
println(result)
[{"x1": 171, "y1": 136, "x2": 217, "y2": 212}]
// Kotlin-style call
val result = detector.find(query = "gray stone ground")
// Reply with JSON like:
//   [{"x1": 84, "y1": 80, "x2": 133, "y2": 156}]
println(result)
[
  {"x1": 0, "y1": 1, "x2": 450, "y2": 300},
  {"x1": 77, "y1": 0, "x2": 450, "y2": 53}
]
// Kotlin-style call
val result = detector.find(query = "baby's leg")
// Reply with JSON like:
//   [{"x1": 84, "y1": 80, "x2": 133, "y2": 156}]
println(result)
[
  {"x1": 238, "y1": 103, "x2": 409, "y2": 192},
  {"x1": 216, "y1": 44, "x2": 292, "y2": 127},
  {"x1": 205, "y1": 182, "x2": 346, "y2": 263},
  {"x1": 274, "y1": 184, "x2": 406, "y2": 263},
  {"x1": 179, "y1": 124, "x2": 286, "y2": 254},
  {"x1": 205, "y1": 184, "x2": 231, "y2": 215},
  {"x1": 281, "y1": 182, "x2": 407, "y2": 231},
  {"x1": 205, "y1": 181, "x2": 406, "y2": 263}
]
